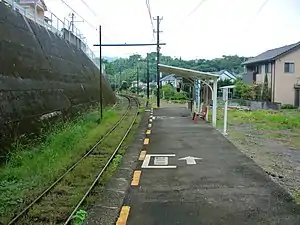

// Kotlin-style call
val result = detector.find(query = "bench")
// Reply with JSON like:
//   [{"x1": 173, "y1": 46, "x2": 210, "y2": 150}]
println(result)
[{"x1": 192, "y1": 105, "x2": 208, "y2": 121}]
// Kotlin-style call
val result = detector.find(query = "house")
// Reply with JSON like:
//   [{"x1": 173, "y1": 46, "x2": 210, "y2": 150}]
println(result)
[
  {"x1": 131, "y1": 81, "x2": 147, "y2": 89},
  {"x1": 242, "y1": 41, "x2": 300, "y2": 106},
  {"x1": 160, "y1": 74, "x2": 182, "y2": 87},
  {"x1": 213, "y1": 70, "x2": 237, "y2": 81},
  {"x1": 17, "y1": 0, "x2": 47, "y2": 21}
]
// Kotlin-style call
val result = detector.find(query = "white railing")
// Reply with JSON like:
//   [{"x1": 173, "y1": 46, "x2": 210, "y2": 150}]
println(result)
[{"x1": 2, "y1": 0, "x2": 100, "y2": 70}]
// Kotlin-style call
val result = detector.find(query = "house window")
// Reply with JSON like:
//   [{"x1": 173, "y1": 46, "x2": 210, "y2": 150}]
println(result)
[
  {"x1": 284, "y1": 62, "x2": 294, "y2": 73},
  {"x1": 257, "y1": 65, "x2": 262, "y2": 74},
  {"x1": 265, "y1": 63, "x2": 271, "y2": 73}
]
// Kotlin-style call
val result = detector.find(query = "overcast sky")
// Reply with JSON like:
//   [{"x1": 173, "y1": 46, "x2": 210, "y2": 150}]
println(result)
[{"x1": 45, "y1": 0, "x2": 300, "y2": 60}]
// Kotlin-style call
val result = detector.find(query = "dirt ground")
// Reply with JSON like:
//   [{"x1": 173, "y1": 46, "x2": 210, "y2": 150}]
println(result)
[{"x1": 221, "y1": 109, "x2": 300, "y2": 202}]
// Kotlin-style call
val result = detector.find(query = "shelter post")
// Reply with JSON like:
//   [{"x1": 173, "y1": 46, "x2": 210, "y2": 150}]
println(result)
[
  {"x1": 197, "y1": 79, "x2": 201, "y2": 113},
  {"x1": 212, "y1": 79, "x2": 218, "y2": 127}
]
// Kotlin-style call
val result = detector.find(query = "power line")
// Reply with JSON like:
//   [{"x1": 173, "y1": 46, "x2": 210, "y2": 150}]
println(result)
[
  {"x1": 79, "y1": 0, "x2": 98, "y2": 17},
  {"x1": 146, "y1": 0, "x2": 155, "y2": 41},
  {"x1": 244, "y1": 0, "x2": 270, "y2": 32},
  {"x1": 60, "y1": 0, "x2": 97, "y2": 30},
  {"x1": 253, "y1": 0, "x2": 269, "y2": 18},
  {"x1": 187, "y1": 0, "x2": 209, "y2": 17}
]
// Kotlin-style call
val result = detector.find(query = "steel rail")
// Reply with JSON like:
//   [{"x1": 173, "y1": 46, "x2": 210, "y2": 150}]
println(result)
[
  {"x1": 8, "y1": 95, "x2": 132, "y2": 225},
  {"x1": 63, "y1": 97, "x2": 140, "y2": 225}
]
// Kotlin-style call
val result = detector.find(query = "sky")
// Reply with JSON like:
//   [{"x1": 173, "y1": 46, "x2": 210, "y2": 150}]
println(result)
[{"x1": 44, "y1": 0, "x2": 300, "y2": 60}]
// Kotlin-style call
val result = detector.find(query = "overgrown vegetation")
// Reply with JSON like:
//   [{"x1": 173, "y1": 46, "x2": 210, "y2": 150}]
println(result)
[
  {"x1": 215, "y1": 108, "x2": 300, "y2": 148},
  {"x1": 0, "y1": 106, "x2": 124, "y2": 224},
  {"x1": 161, "y1": 84, "x2": 188, "y2": 102},
  {"x1": 234, "y1": 78, "x2": 271, "y2": 101},
  {"x1": 75, "y1": 101, "x2": 144, "y2": 225}
]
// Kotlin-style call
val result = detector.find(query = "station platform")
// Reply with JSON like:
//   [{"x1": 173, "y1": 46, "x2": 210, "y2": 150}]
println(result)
[{"x1": 120, "y1": 106, "x2": 300, "y2": 225}]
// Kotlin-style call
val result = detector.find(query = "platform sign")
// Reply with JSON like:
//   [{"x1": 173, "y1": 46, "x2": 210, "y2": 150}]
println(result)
[
  {"x1": 222, "y1": 88, "x2": 228, "y2": 101},
  {"x1": 195, "y1": 82, "x2": 199, "y2": 100},
  {"x1": 141, "y1": 154, "x2": 203, "y2": 168},
  {"x1": 142, "y1": 154, "x2": 177, "y2": 169}
]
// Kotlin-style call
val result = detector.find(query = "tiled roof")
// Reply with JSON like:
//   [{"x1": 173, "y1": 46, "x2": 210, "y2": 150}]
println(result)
[{"x1": 242, "y1": 42, "x2": 300, "y2": 65}]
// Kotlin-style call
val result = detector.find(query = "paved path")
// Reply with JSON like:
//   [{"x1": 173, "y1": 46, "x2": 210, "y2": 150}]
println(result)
[{"x1": 122, "y1": 106, "x2": 300, "y2": 225}]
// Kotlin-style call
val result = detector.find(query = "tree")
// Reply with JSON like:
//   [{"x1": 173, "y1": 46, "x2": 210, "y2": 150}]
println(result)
[
  {"x1": 120, "y1": 81, "x2": 129, "y2": 91},
  {"x1": 218, "y1": 78, "x2": 234, "y2": 88},
  {"x1": 261, "y1": 74, "x2": 271, "y2": 101},
  {"x1": 104, "y1": 53, "x2": 249, "y2": 90}
]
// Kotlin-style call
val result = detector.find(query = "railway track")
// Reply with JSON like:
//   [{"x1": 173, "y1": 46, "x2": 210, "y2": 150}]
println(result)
[{"x1": 7, "y1": 94, "x2": 140, "y2": 225}]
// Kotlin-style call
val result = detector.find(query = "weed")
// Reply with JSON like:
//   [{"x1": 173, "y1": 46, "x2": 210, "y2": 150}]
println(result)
[
  {"x1": 72, "y1": 210, "x2": 88, "y2": 225},
  {"x1": 0, "y1": 107, "x2": 122, "y2": 224}
]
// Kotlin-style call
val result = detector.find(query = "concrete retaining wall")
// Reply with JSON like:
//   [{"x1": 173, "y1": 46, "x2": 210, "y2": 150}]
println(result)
[
  {"x1": 0, "y1": 2, "x2": 116, "y2": 151},
  {"x1": 245, "y1": 101, "x2": 281, "y2": 110}
]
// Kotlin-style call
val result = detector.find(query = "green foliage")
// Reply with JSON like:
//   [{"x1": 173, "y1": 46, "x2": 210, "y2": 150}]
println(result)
[
  {"x1": 161, "y1": 84, "x2": 175, "y2": 100},
  {"x1": 161, "y1": 84, "x2": 188, "y2": 101},
  {"x1": 102, "y1": 53, "x2": 248, "y2": 87},
  {"x1": 218, "y1": 78, "x2": 234, "y2": 88},
  {"x1": 0, "y1": 109, "x2": 119, "y2": 223},
  {"x1": 234, "y1": 78, "x2": 272, "y2": 101},
  {"x1": 282, "y1": 104, "x2": 297, "y2": 109},
  {"x1": 234, "y1": 79, "x2": 255, "y2": 100},
  {"x1": 72, "y1": 210, "x2": 88, "y2": 225},
  {"x1": 261, "y1": 74, "x2": 271, "y2": 101},
  {"x1": 120, "y1": 81, "x2": 129, "y2": 91},
  {"x1": 129, "y1": 86, "x2": 143, "y2": 94},
  {"x1": 170, "y1": 92, "x2": 188, "y2": 100}
]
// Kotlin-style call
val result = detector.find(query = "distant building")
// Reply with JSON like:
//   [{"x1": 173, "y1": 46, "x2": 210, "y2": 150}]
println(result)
[
  {"x1": 242, "y1": 41, "x2": 300, "y2": 106},
  {"x1": 131, "y1": 81, "x2": 147, "y2": 89},
  {"x1": 213, "y1": 70, "x2": 237, "y2": 81},
  {"x1": 17, "y1": 0, "x2": 47, "y2": 21},
  {"x1": 160, "y1": 74, "x2": 182, "y2": 87}
]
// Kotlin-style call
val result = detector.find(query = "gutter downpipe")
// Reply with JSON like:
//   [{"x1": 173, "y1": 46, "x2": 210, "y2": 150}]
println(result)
[
  {"x1": 273, "y1": 61, "x2": 276, "y2": 102},
  {"x1": 270, "y1": 61, "x2": 273, "y2": 102}
]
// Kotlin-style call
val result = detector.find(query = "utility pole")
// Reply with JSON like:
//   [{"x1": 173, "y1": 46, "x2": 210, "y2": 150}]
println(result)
[
  {"x1": 146, "y1": 53, "x2": 150, "y2": 100},
  {"x1": 154, "y1": 16, "x2": 163, "y2": 108},
  {"x1": 71, "y1": 13, "x2": 74, "y2": 32},
  {"x1": 136, "y1": 67, "x2": 139, "y2": 95},
  {"x1": 98, "y1": 25, "x2": 103, "y2": 123},
  {"x1": 119, "y1": 67, "x2": 122, "y2": 92}
]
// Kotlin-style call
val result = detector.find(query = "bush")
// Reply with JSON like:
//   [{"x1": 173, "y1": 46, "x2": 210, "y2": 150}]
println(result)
[
  {"x1": 161, "y1": 84, "x2": 188, "y2": 101},
  {"x1": 281, "y1": 104, "x2": 297, "y2": 109},
  {"x1": 170, "y1": 92, "x2": 188, "y2": 100}
]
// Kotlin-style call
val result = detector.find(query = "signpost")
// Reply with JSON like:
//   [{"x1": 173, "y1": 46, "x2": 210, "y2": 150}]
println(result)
[{"x1": 222, "y1": 87, "x2": 229, "y2": 135}]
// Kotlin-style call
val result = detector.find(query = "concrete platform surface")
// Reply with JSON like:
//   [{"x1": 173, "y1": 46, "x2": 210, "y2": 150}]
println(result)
[{"x1": 124, "y1": 106, "x2": 300, "y2": 225}]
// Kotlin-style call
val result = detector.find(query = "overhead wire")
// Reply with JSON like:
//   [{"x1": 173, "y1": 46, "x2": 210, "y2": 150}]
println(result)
[
  {"x1": 244, "y1": 0, "x2": 270, "y2": 33},
  {"x1": 78, "y1": 0, "x2": 98, "y2": 17},
  {"x1": 163, "y1": 0, "x2": 210, "y2": 35},
  {"x1": 60, "y1": 0, "x2": 97, "y2": 30},
  {"x1": 146, "y1": 0, "x2": 155, "y2": 41},
  {"x1": 187, "y1": 0, "x2": 209, "y2": 17}
]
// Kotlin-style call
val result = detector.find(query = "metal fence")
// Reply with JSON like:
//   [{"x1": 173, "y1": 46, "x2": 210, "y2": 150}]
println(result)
[{"x1": 2, "y1": 0, "x2": 100, "y2": 70}]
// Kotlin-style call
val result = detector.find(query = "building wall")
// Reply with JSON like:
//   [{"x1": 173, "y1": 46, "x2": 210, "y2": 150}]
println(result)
[
  {"x1": 243, "y1": 67, "x2": 255, "y2": 84},
  {"x1": 255, "y1": 64, "x2": 272, "y2": 88},
  {"x1": 274, "y1": 48, "x2": 300, "y2": 105}
]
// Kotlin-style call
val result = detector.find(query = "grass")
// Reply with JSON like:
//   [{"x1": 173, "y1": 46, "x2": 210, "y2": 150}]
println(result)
[
  {"x1": 212, "y1": 108, "x2": 300, "y2": 203},
  {"x1": 0, "y1": 106, "x2": 125, "y2": 224},
  {"x1": 213, "y1": 108, "x2": 300, "y2": 129},
  {"x1": 79, "y1": 108, "x2": 144, "y2": 224},
  {"x1": 214, "y1": 108, "x2": 300, "y2": 147}
]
